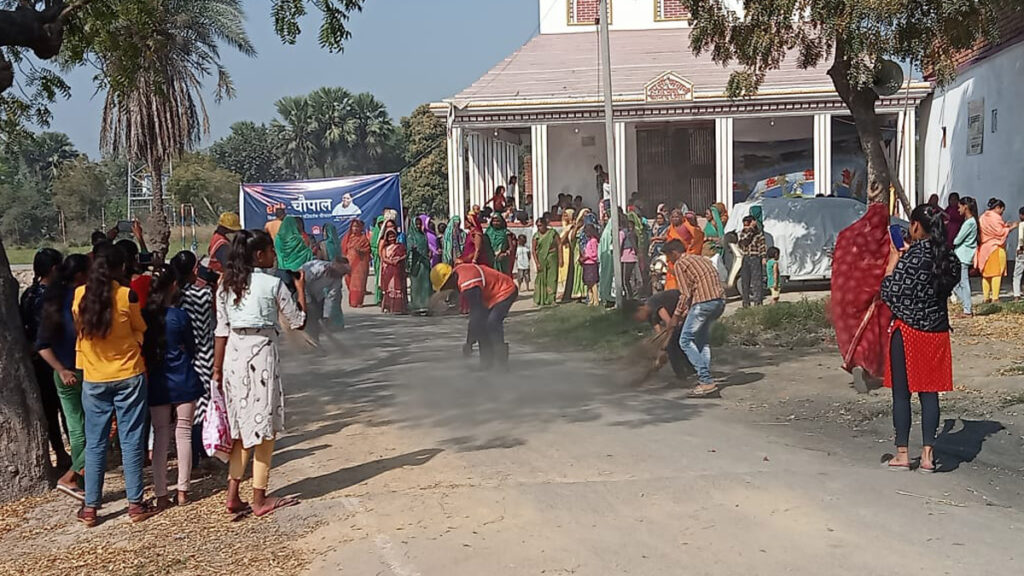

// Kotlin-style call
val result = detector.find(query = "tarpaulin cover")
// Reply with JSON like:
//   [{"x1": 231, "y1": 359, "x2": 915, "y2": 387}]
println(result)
[
  {"x1": 240, "y1": 173, "x2": 403, "y2": 238},
  {"x1": 727, "y1": 197, "x2": 872, "y2": 281}
]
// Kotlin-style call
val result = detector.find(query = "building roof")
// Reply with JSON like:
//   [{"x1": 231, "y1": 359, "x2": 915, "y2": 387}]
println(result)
[
  {"x1": 449, "y1": 28, "x2": 839, "y2": 107},
  {"x1": 949, "y1": 6, "x2": 1024, "y2": 71}
]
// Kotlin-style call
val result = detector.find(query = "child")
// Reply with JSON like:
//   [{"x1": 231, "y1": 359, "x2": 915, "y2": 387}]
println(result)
[
  {"x1": 143, "y1": 265, "x2": 206, "y2": 509},
  {"x1": 766, "y1": 246, "x2": 781, "y2": 304},
  {"x1": 581, "y1": 223, "x2": 600, "y2": 306},
  {"x1": 515, "y1": 234, "x2": 531, "y2": 291},
  {"x1": 215, "y1": 229, "x2": 306, "y2": 517}
]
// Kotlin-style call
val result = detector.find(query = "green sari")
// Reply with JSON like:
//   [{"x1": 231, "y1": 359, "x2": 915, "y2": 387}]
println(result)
[
  {"x1": 486, "y1": 216, "x2": 511, "y2": 274},
  {"x1": 322, "y1": 223, "x2": 341, "y2": 261},
  {"x1": 598, "y1": 222, "x2": 615, "y2": 303},
  {"x1": 533, "y1": 228, "x2": 558, "y2": 306},
  {"x1": 443, "y1": 216, "x2": 463, "y2": 265},
  {"x1": 370, "y1": 217, "x2": 385, "y2": 303},
  {"x1": 275, "y1": 216, "x2": 314, "y2": 271},
  {"x1": 703, "y1": 205, "x2": 726, "y2": 256},
  {"x1": 407, "y1": 221, "x2": 432, "y2": 312}
]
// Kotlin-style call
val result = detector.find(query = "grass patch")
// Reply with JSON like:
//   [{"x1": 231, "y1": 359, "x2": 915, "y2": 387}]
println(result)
[
  {"x1": 512, "y1": 304, "x2": 648, "y2": 357},
  {"x1": 5, "y1": 244, "x2": 90, "y2": 266},
  {"x1": 973, "y1": 300, "x2": 1024, "y2": 317},
  {"x1": 721, "y1": 298, "x2": 834, "y2": 349},
  {"x1": 998, "y1": 390, "x2": 1024, "y2": 408}
]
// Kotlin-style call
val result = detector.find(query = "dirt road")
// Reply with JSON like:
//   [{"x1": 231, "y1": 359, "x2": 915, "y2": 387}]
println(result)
[{"x1": 268, "y1": 308, "x2": 1024, "y2": 575}]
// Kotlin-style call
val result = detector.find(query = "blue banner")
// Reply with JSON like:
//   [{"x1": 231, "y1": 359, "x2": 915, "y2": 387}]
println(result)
[{"x1": 240, "y1": 173, "x2": 403, "y2": 238}]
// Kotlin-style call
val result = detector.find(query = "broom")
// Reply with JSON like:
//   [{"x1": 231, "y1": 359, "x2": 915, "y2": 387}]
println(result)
[
  {"x1": 630, "y1": 328, "x2": 673, "y2": 387},
  {"x1": 428, "y1": 289, "x2": 459, "y2": 316}
]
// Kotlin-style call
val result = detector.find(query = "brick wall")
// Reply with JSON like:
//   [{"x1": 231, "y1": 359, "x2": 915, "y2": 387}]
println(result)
[
  {"x1": 569, "y1": 0, "x2": 601, "y2": 25},
  {"x1": 522, "y1": 155, "x2": 534, "y2": 203},
  {"x1": 657, "y1": 0, "x2": 689, "y2": 21}
]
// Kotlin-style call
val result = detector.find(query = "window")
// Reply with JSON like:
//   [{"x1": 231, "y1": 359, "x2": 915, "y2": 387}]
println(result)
[
  {"x1": 655, "y1": 0, "x2": 689, "y2": 21},
  {"x1": 568, "y1": 0, "x2": 610, "y2": 26}
]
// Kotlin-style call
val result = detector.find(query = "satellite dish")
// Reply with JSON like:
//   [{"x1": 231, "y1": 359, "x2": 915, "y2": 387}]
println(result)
[{"x1": 872, "y1": 59, "x2": 905, "y2": 97}]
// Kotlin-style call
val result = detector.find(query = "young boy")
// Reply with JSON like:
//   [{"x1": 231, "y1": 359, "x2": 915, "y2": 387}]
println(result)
[
  {"x1": 432, "y1": 262, "x2": 518, "y2": 368},
  {"x1": 295, "y1": 256, "x2": 350, "y2": 345},
  {"x1": 515, "y1": 234, "x2": 531, "y2": 291},
  {"x1": 737, "y1": 216, "x2": 766, "y2": 307},
  {"x1": 766, "y1": 246, "x2": 781, "y2": 304}
]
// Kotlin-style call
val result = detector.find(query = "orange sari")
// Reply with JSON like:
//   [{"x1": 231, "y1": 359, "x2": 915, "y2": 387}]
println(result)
[{"x1": 342, "y1": 223, "x2": 371, "y2": 308}]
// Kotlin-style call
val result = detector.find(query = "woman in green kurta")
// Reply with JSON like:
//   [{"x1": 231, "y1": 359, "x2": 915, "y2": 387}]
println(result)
[
  {"x1": 486, "y1": 213, "x2": 511, "y2": 274},
  {"x1": 532, "y1": 217, "x2": 560, "y2": 306},
  {"x1": 407, "y1": 215, "x2": 433, "y2": 313},
  {"x1": 570, "y1": 209, "x2": 591, "y2": 300},
  {"x1": 598, "y1": 216, "x2": 616, "y2": 304}
]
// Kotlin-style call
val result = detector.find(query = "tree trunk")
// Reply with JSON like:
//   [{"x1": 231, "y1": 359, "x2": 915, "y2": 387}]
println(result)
[
  {"x1": 147, "y1": 155, "x2": 171, "y2": 256},
  {"x1": 828, "y1": 44, "x2": 912, "y2": 214},
  {"x1": 0, "y1": 236, "x2": 50, "y2": 504}
]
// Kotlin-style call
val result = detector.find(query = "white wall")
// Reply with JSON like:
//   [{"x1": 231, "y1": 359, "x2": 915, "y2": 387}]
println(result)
[
  {"x1": 539, "y1": 0, "x2": 680, "y2": 34},
  {"x1": 547, "y1": 124, "x2": 608, "y2": 210},
  {"x1": 921, "y1": 41, "x2": 1024, "y2": 250}
]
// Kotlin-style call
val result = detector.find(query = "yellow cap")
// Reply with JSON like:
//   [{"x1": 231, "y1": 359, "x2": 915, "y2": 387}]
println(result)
[
  {"x1": 218, "y1": 212, "x2": 241, "y2": 230},
  {"x1": 430, "y1": 263, "x2": 453, "y2": 292}
]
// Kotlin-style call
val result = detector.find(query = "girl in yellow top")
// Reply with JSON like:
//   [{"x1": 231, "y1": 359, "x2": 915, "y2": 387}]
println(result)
[{"x1": 72, "y1": 242, "x2": 159, "y2": 527}]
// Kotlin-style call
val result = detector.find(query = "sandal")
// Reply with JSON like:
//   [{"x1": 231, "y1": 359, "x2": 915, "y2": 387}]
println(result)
[
  {"x1": 687, "y1": 385, "x2": 720, "y2": 398},
  {"x1": 77, "y1": 506, "x2": 98, "y2": 528},
  {"x1": 56, "y1": 483, "x2": 85, "y2": 502},
  {"x1": 128, "y1": 500, "x2": 161, "y2": 523},
  {"x1": 253, "y1": 496, "x2": 300, "y2": 518}
]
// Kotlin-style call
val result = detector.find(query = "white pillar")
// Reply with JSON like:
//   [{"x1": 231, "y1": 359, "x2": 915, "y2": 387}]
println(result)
[
  {"x1": 897, "y1": 109, "x2": 917, "y2": 204},
  {"x1": 531, "y1": 124, "x2": 549, "y2": 221},
  {"x1": 447, "y1": 126, "x2": 466, "y2": 217},
  {"x1": 813, "y1": 113, "x2": 832, "y2": 197},
  {"x1": 715, "y1": 117, "x2": 735, "y2": 209},
  {"x1": 613, "y1": 122, "x2": 628, "y2": 208}
]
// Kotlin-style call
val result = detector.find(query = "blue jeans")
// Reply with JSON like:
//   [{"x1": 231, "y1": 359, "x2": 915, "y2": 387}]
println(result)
[
  {"x1": 679, "y1": 299, "x2": 726, "y2": 384},
  {"x1": 82, "y1": 374, "x2": 148, "y2": 508},
  {"x1": 955, "y1": 263, "x2": 972, "y2": 314}
]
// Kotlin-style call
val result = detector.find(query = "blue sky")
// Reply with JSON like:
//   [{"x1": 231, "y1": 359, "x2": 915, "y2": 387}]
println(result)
[{"x1": 47, "y1": 0, "x2": 540, "y2": 157}]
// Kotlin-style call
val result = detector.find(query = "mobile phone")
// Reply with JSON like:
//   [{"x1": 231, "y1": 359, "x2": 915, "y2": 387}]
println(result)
[
  {"x1": 889, "y1": 225, "x2": 905, "y2": 251},
  {"x1": 116, "y1": 220, "x2": 133, "y2": 233},
  {"x1": 138, "y1": 252, "x2": 155, "y2": 266},
  {"x1": 196, "y1": 265, "x2": 219, "y2": 284}
]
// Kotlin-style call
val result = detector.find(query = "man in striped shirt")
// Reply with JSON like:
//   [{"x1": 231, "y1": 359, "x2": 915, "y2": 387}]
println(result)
[{"x1": 663, "y1": 239, "x2": 726, "y2": 397}]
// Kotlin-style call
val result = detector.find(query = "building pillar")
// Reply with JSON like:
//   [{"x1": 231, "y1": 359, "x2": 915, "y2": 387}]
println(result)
[
  {"x1": 446, "y1": 126, "x2": 465, "y2": 218},
  {"x1": 531, "y1": 124, "x2": 549, "y2": 221},
  {"x1": 897, "y1": 109, "x2": 917, "y2": 205},
  {"x1": 715, "y1": 117, "x2": 734, "y2": 209},
  {"x1": 613, "y1": 122, "x2": 628, "y2": 208},
  {"x1": 813, "y1": 113, "x2": 832, "y2": 197}
]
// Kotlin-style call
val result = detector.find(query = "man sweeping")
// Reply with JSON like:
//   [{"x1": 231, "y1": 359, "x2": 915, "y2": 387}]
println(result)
[{"x1": 431, "y1": 263, "x2": 518, "y2": 368}]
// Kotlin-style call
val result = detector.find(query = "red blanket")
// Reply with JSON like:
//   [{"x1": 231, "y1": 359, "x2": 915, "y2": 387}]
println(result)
[{"x1": 830, "y1": 203, "x2": 892, "y2": 379}]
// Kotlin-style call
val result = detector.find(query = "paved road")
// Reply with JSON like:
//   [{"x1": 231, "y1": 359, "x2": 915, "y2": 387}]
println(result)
[{"x1": 265, "y1": 308, "x2": 1022, "y2": 576}]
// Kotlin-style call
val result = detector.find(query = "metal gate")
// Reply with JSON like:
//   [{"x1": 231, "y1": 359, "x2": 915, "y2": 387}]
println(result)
[{"x1": 637, "y1": 123, "x2": 716, "y2": 213}]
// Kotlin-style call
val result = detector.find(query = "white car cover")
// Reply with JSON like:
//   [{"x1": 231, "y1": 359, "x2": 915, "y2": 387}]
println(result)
[{"x1": 726, "y1": 198, "x2": 872, "y2": 281}]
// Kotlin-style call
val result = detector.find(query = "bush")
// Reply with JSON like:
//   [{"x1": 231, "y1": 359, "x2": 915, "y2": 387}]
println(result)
[
  {"x1": 513, "y1": 305, "x2": 647, "y2": 356},
  {"x1": 721, "y1": 298, "x2": 833, "y2": 349}
]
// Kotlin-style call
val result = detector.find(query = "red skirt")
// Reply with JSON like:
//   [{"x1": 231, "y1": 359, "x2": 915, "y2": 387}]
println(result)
[{"x1": 884, "y1": 319, "x2": 953, "y2": 393}]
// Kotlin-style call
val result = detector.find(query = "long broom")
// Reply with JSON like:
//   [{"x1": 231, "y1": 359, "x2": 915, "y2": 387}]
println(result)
[{"x1": 630, "y1": 328, "x2": 673, "y2": 387}]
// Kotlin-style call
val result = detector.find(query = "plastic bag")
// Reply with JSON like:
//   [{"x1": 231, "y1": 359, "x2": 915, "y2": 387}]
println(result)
[{"x1": 202, "y1": 384, "x2": 232, "y2": 463}]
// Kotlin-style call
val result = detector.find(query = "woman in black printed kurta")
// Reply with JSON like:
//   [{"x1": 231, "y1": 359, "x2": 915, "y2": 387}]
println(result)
[{"x1": 880, "y1": 204, "x2": 960, "y2": 473}]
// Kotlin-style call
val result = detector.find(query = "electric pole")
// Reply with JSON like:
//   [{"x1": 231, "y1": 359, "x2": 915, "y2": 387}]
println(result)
[{"x1": 599, "y1": 0, "x2": 623, "y2": 309}]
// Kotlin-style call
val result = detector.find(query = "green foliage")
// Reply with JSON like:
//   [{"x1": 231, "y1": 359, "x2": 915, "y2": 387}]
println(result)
[
  {"x1": 400, "y1": 104, "x2": 448, "y2": 217},
  {"x1": 51, "y1": 157, "x2": 108, "y2": 241},
  {"x1": 209, "y1": 121, "x2": 293, "y2": 183},
  {"x1": 512, "y1": 304, "x2": 648, "y2": 357},
  {"x1": 271, "y1": 0, "x2": 365, "y2": 53},
  {"x1": 167, "y1": 153, "x2": 243, "y2": 220},
  {"x1": 721, "y1": 298, "x2": 833, "y2": 349}
]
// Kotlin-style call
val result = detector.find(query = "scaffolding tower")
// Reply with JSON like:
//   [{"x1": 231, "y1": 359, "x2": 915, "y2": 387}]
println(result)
[{"x1": 126, "y1": 162, "x2": 171, "y2": 221}]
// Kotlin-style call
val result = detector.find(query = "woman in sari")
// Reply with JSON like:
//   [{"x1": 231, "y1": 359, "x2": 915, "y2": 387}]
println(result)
[
  {"x1": 598, "y1": 214, "x2": 617, "y2": 305},
  {"x1": 320, "y1": 223, "x2": 341, "y2": 261},
  {"x1": 341, "y1": 220, "x2": 371, "y2": 308},
  {"x1": 571, "y1": 209, "x2": 593, "y2": 300},
  {"x1": 407, "y1": 216, "x2": 433, "y2": 314},
  {"x1": 419, "y1": 215, "x2": 441, "y2": 267},
  {"x1": 459, "y1": 212, "x2": 493, "y2": 267},
  {"x1": 558, "y1": 209, "x2": 575, "y2": 293},
  {"x1": 275, "y1": 216, "x2": 315, "y2": 272},
  {"x1": 532, "y1": 217, "x2": 561, "y2": 306},
  {"x1": 975, "y1": 198, "x2": 1015, "y2": 303},
  {"x1": 379, "y1": 229, "x2": 408, "y2": 314},
  {"x1": 442, "y1": 216, "x2": 464, "y2": 265},
  {"x1": 703, "y1": 203, "x2": 729, "y2": 256},
  {"x1": 370, "y1": 216, "x2": 386, "y2": 304},
  {"x1": 486, "y1": 213, "x2": 513, "y2": 274},
  {"x1": 682, "y1": 212, "x2": 705, "y2": 256}
]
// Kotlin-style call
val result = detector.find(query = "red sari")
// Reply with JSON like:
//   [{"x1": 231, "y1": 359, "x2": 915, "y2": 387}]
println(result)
[
  {"x1": 342, "y1": 224, "x2": 371, "y2": 308},
  {"x1": 380, "y1": 241, "x2": 408, "y2": 314},
  {"x1": 830, "y1": 203, "x2": 892, "y2": 379}
]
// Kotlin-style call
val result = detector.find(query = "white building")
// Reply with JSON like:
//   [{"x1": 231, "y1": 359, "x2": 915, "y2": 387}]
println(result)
[
  {"x1": 920, "y1": 12, "x2": 1024, "y2": 225},
  {"x1": 433, "y1": 0, "x2": 930, "y2": 220}
]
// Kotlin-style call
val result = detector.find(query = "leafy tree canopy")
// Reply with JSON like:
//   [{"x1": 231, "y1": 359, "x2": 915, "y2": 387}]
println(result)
[
  {"x1": 210, "y1": 121, "x2": 294, "y2": 183},
  {"x1": 400, "y1": 104, "x2": 448, "y2": 217},
  {"x1": 167, "y1": 152, "x2": 243, "y2": 220}
]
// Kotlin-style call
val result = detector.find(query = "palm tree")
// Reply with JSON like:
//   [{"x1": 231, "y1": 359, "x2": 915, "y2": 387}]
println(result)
[
  {"x1": 92, "y1": 0, "x2": 255, "y2": 252},
  {"x1": 344, "y1": 92, "x2": 394, "y2": 174},
  {"x1": 271, "y1": 96, "x2": 317, "y2": 180},
  {"x1": 308, "y1": 86, "x2": 353, "y2": 178},
  {"x1": 23, "y1": 131, "x2": 79, "y2": 183}
]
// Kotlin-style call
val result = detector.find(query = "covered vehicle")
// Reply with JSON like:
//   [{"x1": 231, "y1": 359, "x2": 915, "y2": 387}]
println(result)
[{"x1": 726, "y1": 197, "x2": 876, "y2": 281}]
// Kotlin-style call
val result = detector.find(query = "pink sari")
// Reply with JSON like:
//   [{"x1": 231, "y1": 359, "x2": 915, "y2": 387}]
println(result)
[{"x1": 380, "y1": 242, "x2": 408, "y2": 314}]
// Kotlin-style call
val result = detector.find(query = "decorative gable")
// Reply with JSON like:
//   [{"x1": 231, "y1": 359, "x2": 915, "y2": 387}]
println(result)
[{"x1": 644, "y1": 71, "x2": 694, "y2": 103}]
